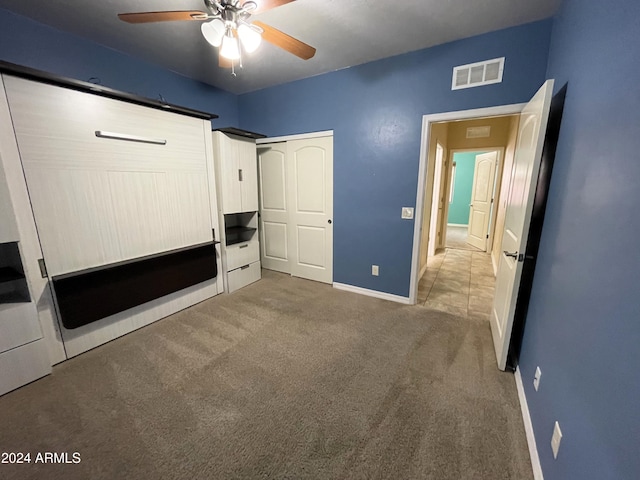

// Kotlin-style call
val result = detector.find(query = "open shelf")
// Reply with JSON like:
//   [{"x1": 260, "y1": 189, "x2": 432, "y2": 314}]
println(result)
[
  {"x1": 0, "y1": 242, "x2": 31, "y2": 304},
  {"x1": 0, "y1": 266, "x2": 25, "y2": 285},
  {"x1": 225, "y1": 226, "x2": 257, "y2": 246}
]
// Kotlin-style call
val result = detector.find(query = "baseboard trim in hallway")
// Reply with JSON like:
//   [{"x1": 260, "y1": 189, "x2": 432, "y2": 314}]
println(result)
[
  {"x1": 515, "y1": 366, "x2": 544, "y2": 480},
  {"x1": 333, "y1": 282, "x2": 413, "y2": 304}
]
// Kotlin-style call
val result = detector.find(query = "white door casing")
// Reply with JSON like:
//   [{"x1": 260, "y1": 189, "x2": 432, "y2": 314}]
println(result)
[
  {"x1": 258, "y1": 143, "x2": 290, "y2": 273},
  {"x1": 490, "y1": 80, "x2": 554, "y2": 370},
  {"x1": 287, "y1": 137, "x2": 333, "y2": 284},
  {"x1": 467, "y1": 151, "x2": 498, "y2": 250}
]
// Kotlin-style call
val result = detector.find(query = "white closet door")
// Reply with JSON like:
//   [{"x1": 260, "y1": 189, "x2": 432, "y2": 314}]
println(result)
[
  {"x1": 258, "y1": 143, "x2": 290, "y2": 273},
  {"x1": 287, "y1": 137, "x2": 333, "y2": 284}
]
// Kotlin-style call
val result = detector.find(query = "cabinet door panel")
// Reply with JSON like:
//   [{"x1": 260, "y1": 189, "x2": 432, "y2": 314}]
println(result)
[
  {"x1": 217, "y1": 133, "x2": 242, "y2": 214},
  {"x1": 239, "y1": 140, "x2": 259, "y2": 212}
]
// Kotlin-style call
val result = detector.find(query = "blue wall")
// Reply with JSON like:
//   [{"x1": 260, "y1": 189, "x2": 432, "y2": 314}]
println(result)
[
  {"x1": 238, "y1": 20, "x2": 552, "y2": 296},
  {"x1": 519, "y1": 1, "x2": 640, "y2": 479},
  {"x1": 448, "y1": 152, "x2": 482, "y2": 225},
  {"x1": 0, "y1": 8, "x2": 239, "y2": 127}
]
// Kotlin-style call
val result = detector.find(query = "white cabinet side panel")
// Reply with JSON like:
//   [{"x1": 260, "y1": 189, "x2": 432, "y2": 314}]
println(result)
[{"x1": 0, "y1": 74, "x2": 65, "y2": 365}]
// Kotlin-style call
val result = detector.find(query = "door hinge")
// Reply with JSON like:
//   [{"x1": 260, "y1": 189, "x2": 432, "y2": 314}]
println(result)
[
  {"x1": 238, "y1": 169, "x2": 243, "y2": 181},
  {"x1": 37, "y1": 258, "x2": 48, "y2": 278}
]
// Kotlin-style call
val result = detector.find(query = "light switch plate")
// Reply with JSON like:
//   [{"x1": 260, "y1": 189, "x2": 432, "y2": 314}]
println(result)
[{"x1": 401, "y1": 207, "x2": 414, "y2": 219}]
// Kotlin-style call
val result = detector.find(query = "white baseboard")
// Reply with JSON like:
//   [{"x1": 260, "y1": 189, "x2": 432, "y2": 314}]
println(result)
[
  {"x1": 491, "y1": 251, "x2": 498, "y2": 276},
  {"x1": 333, "y1": 283, "x2": 413, "y2": 305},
  {"x1": 447, "y1": 223, "x2": 468, "y2": 227},
  {"x1": 515, "y1": 366, "x2": 544, "y2": 480}
]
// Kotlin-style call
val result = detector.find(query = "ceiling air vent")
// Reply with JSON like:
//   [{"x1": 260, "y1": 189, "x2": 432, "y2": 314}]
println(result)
[{"x1": 452, "y1": 57, "x2": 505, "y2": 90}]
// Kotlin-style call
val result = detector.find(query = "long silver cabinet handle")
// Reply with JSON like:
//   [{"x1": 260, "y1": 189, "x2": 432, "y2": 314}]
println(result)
[{"x1": 95, "y1": 131, "x2": 167, "y2": 145}]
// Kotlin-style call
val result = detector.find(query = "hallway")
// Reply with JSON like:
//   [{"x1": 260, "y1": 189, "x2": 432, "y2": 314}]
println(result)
[{"x1": 418, "y1": 249, "x2": 495, "y2": 321}]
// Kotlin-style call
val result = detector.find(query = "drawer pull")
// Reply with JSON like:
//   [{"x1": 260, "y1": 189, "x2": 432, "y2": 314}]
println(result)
[
  {"x1": 239, "y1": 244, "x2": 249, "y2": 249},
  {"x1": 240, "y1": 264, "x2": 251, "y2": 270},
  {"x1": 95, "y1": 130, "x2": 166, "y2": 145}
]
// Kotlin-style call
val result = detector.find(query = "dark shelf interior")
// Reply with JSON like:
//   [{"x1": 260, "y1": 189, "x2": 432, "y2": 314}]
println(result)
[
  {"x1": 225, "y1": 226, "x2": 257, "y2": 246},
  {"x1": 0, "y1": 242, "x2": 31, "y2": 304},
  {"x1": 0, "y1": 266, "x2": 25, "y2": 284}
]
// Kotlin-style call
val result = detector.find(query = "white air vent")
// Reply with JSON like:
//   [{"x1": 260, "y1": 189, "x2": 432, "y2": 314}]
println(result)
[
  {"x1": 452, "y1": 57, "x2": 505, "y2": 90},
  {"x1": 466, "y1": 126, "x2": 491, "y2": 138}
]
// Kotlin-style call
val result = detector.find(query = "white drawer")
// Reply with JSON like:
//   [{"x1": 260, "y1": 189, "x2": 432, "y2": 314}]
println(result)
[
  {"x1": 226, "y1": 240, "x2": 260, "y2": 271},
  {"x1": 0, "y1": 302, "x2": 43, "y2": 354},
  {"x1": 0, "y1": 338, "x2": 51, "y2": 396},
  {"x1": 227, "y1": 261, "x2": 261, "y2": 293}
]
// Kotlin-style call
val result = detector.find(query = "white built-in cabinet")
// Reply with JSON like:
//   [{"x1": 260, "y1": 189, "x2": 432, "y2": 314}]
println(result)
[
  {"x1": 215, "y1": 131, "x2": 259, "y2": 214},
  {"x1": 0, "y1": 66, "x2": 223, "y2": 394},
  {"x1": 212, "y1": 131, "x2": 261, "y2": 292}
]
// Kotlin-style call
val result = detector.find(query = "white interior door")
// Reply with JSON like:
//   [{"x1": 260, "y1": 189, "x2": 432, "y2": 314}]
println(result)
[
  {"x1": 491, "y1": 80, "x2": 554, "y2": 370},
  {"x1": 257, "y1": 143, "x2": 290, "y2": 273},
  {"x1": 467, "y1": 151, "x2": 498, "y2": 250},
  {"x1": 428, "y1": 143, "x2": 445, "y2": 257},
  {"x1": 287, "y1": 137, "x2": 333, "y2": 284}
]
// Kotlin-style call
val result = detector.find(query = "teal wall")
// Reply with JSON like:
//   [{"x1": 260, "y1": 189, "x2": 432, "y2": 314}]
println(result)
[{"x1": 447, "y1": 152, "x2": 484, "y2": 225}]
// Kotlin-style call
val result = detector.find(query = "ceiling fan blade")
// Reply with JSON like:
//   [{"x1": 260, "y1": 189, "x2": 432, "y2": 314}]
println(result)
[
  {"x1": 252, "y1": 21, "x2": 316, "y2": 60},
  {"x1": 118, "y1": 11, "x2": 208, "y2": 24},
  {"x1": 251, "y1": 0, "x2": 296, "y2": 15}
]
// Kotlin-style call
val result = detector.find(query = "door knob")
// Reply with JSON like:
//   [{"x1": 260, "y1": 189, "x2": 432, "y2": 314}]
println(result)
[
  {"x1": 328, "y1": 219, "x2": 332, "y2": 224},
  {"x1": 503, "y1": 250, "x2": 518, "y2": 259}
]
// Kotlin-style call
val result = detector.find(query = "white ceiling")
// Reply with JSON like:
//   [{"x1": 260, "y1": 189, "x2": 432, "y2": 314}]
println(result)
[{"x1": 0, "y1": 0, "x2": 561, "y2": 94}]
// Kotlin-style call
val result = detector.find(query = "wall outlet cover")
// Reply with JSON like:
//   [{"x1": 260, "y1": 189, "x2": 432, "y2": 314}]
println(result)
[
  {"x1": 534, "y1": 366, "x2": 542, "y2": 391},
  {"x1": 551, "y1": 421, "x2": 562, "y2": 459},
  {"x1": 401, "y1": 207, "x2": 414, "y2": 219},
  {"x1": 371, "y1": 265, "x2": 379, "y2": 276}
]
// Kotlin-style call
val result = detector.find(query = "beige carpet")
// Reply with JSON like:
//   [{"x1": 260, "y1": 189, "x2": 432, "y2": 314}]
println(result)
[{"x1": 0, "y1": 270, "x2": 532, "y2": 480}]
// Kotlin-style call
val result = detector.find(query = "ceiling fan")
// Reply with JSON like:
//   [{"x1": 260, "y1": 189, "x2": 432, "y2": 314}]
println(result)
[{"x1": 118, "y1": 0, "x2": 316, "y2": 73}]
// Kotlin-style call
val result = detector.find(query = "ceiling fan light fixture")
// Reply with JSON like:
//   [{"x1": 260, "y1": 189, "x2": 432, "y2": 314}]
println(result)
[
  {"x1": 201, "y1": 19, "x2": 225, "y2": 47},
  {"x1": 237, "y1": 24, "x2": 262, "y2": 53},
  {"x1": 220, "y1": 33, "x2": 241, "y2": 60}
]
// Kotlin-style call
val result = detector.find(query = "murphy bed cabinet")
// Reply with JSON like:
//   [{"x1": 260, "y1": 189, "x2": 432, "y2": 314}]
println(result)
[
  {"x1": 0, "y1": 60, "x2": 222, "y2": 395},
  {"x1": 212, "y1": 131, "x2": 261, "y2": 293}
]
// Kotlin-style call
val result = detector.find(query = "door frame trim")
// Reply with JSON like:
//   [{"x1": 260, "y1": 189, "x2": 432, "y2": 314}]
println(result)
[
  {"x1": 256, "y1": 130, "x2": 334, "y2": 144},
  {"x1": 410, "y1": 104, "x2": 525, "y2": 305}
]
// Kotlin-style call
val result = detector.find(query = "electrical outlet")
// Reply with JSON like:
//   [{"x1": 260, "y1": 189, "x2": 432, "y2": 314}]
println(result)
[
  {"x1": 372, "y1": 265, "x2": 379, "y2": 276},
  {"x1": 551, "y1": 421, "x2": 562, "y2": 459},
  {"x1": 534, "y1": 366, "x2": 542, "y2": 391}
]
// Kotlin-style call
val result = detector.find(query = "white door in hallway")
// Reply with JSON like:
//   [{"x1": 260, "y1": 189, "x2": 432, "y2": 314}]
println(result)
[
  {"x1": 467, "y1": 151, "x2": 498, "y2": 250},
  {"x1": 287, "y1": 137, "x2": 333, "y2": 284},
  {"x1": 491, "y1": 80, "x2": 554, "y2": 370},
  {"x1": 258, "y1": 143, "x2": 290, "y2": 273}
]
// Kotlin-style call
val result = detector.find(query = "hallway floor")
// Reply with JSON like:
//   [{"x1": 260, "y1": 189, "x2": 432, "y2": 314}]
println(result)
[
  {"x1": 418, "y1": 248, "x2": 496, "y2": 321},
  {"x1": 445, "y1": 225, "x2": 484, "y2": 251}
]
